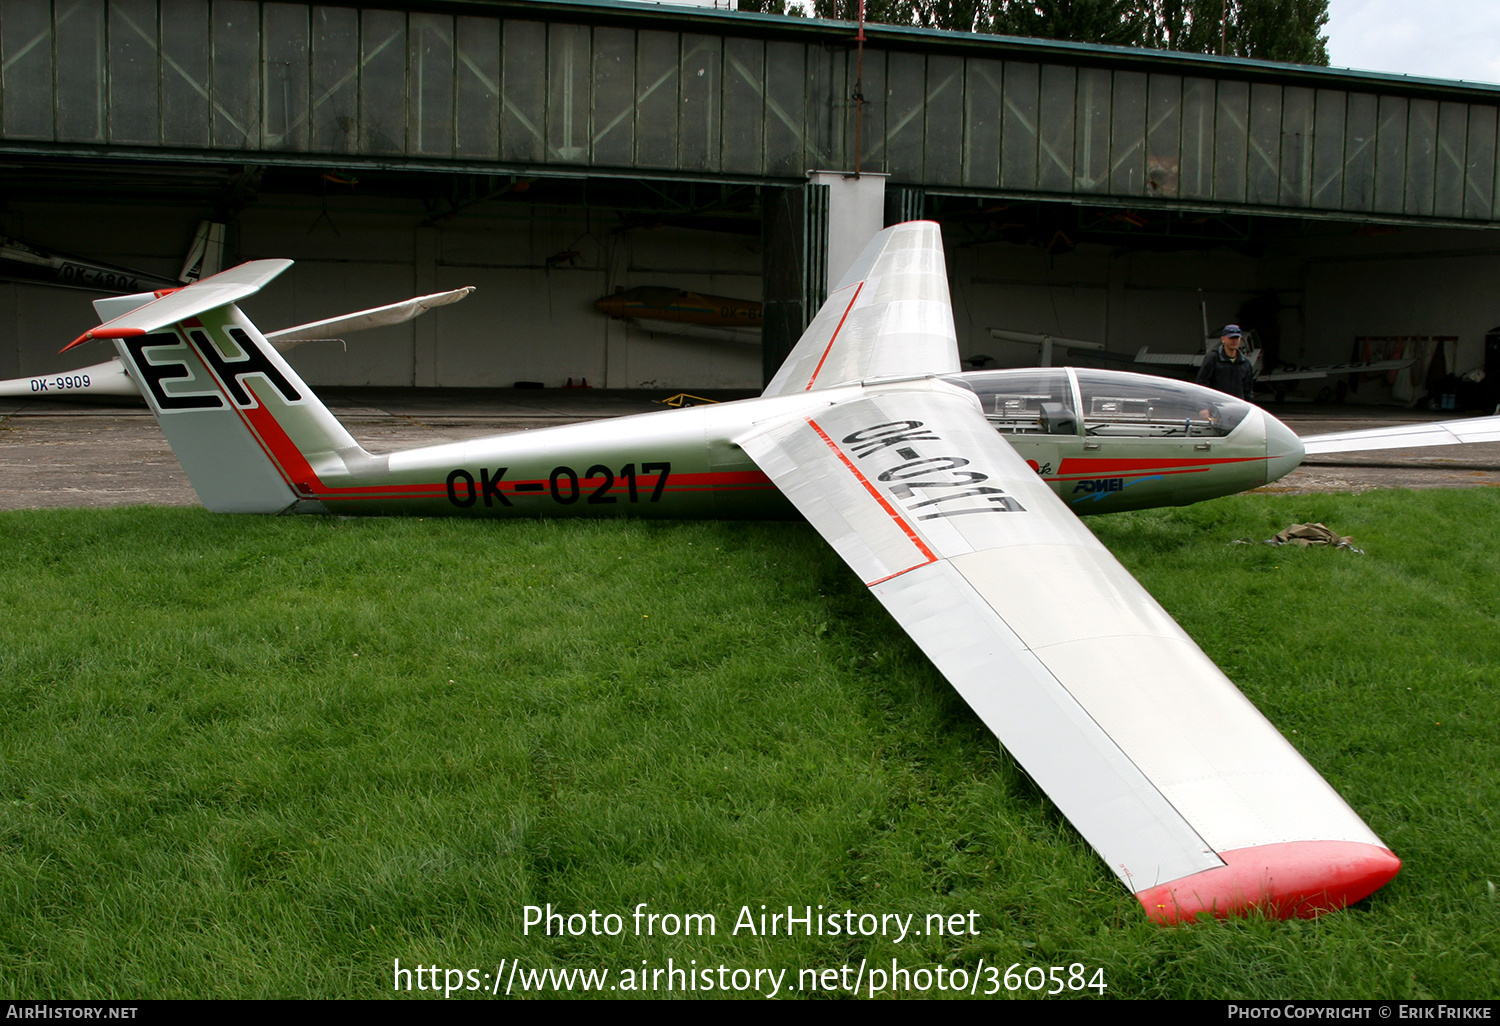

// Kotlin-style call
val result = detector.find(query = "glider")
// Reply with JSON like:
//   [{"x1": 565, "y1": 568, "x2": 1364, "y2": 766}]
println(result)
[
  {"x1": 68, "y1": 222, "x2": 1486, "y2": 924},
  {"x1": 595, "y1": 285, "x2": 763, "y2": 346}
]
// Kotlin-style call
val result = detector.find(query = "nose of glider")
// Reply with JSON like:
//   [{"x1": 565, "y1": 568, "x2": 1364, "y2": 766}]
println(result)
[{"x1": 1263, "y1": 410, "x2": 1305, "y2": 485}]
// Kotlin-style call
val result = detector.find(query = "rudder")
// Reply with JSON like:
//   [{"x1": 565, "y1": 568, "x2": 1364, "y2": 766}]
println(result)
[{"x1": 86, "y1": 261, "x2": 367, "y2": 512}]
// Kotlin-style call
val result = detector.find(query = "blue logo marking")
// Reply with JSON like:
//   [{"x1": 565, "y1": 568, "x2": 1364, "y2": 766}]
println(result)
[{"x1": 1070, "y1": 475, "x2": 1165, "y2": 504}]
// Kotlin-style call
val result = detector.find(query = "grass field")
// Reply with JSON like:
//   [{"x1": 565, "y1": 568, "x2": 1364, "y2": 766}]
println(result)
[{"x1": 0, "y1": 490, "x2": 1496, "y2": 999}]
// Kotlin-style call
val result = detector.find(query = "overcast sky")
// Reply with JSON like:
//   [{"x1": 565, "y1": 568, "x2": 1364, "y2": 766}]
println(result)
[{"x1": 1324, "y1": 0, "x2": 1500, "y2": 85}]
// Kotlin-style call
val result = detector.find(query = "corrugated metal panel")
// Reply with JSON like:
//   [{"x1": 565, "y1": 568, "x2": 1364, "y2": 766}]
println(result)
[
  {"x1": 546, "y1": 21, "x2": 589, "y2": 164},
  {"x1": 1310, "y1": 88, "x2": 1346, "y2": 209},
  {"x1": 1245, "y1": 81, "x2": 1280, "y2": 206},
  {"x1": 850, "y1": 47, "x2": 885, "y2": 175},
  {"x1": 1001, "y1": 61, "x2": 1039, "y2": 192},
  {"x1": 1036, "y1": 63, "x2": 1074, "y2": 194},
  {"x1": 1374, "y1": 94, "x2": 1408, "y2": 213},
  {"x1": 455, "y1": 15, "x2": 500, "y2": 160},
  {"x1": 264, "y1": 3, "x2": 311, "y2": 152},
  {"x1": 1178, "y1": 76, "x2": 1213, "y2": 200},
  {"x1": 962, "y1": 57, "x2": 1000, "y2": 188},
  {"x1": 410, "y1": 12, "x2": 454, "y2": 158},
  {"x1": 1279, "y1": 85, "x2": 1313, "y2": 208},
  {"x1": 1074, "y1": 66, "x2": 1110, "y2": 194},
  {"x1": 885, "y1": 49, "x2": 924, "y2": 182},
  {"x1": 589, "y1": 24, "x2": 633, "y2": 167},
  {"x1": 1433, "y1": 100, "x2": 1468, "y2": 218},
  {"x1": 634, "y1": 29, "x2": 678, "y2": 170},
  {"x1": 1404, "y1": 97, "x2": 1438, "y2": 216},
  {"x1": 213, "y1": 0, "x2": 261, "y2": 149},
  {"x1": 501, "y1": 19, "x2": 545, "y2": 164},
  {"x1": 805, "y1": 40, "x2": 839, "y2": 170},
  {"x1": 1343, "y1": 92, "x2": 1378, "y2": 212},
  {"x1": 764, "y1": 39, "x2": 805, "y2": 177},
  {"x1": 1110, "y1": 70, "x2": 1146, "y2": 195},
  {"x1": 679, "y1": 33, "x2": 721, "y2": 172},
  {"x1": 358, "y1": 7, "x2": 404, "y2": 155},
  {"x1": 1146, "y1": 73, "x2": 1180, "y2": 199},
  {"x1": 7, "y1": 1, "x2": 1500, "y2": 226},
  {"x1": 1214, "y1": 79, "x2": 1248, "y2": 203},
  {"x1": 721, "y1": 35, "x2": 763, "y2": 175},
  {"x1": 309, "y1": 5, "x2": 357, "y2": 154},
  {"x1": 2, "y1": 0, "x2": 55, "y2": 141},
  {"x1": 56, "y1": 0, "x2": 106, "y2": 144},
  {"x1": 924, "y1": 54, "x2": 962, "y2": 186},
  {"x1": 1465, "y1": 104, "x2": 1496, "y2": 220}
]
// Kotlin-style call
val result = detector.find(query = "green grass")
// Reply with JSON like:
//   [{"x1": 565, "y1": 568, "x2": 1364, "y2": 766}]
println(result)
[{"x1": 0, "y1": 492, "x2": 1496, "y2": 999}]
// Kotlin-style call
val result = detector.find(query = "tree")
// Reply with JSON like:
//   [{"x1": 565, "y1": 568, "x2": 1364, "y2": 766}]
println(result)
[
  {"x1": 992, "y1": 1, "x2": 1152, "y2": 48},
  {"x1": 1230, "y1": 0, "x2": 1329, "y2": 64},
  {"x1": 1146, "y1": 0, "x2": 1330, "y2": 64},
  {"x1": 738, "y1": 0, "x2": 1330, "y2": 67}
]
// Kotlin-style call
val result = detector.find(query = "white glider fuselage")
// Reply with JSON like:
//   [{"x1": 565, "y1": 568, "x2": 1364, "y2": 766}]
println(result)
[
  {"x1": 278, "y1": 370, "x2": 1300, "y2": 520},
  {"x1": 82, "y1": 227, "x2": 1426, "y2": 925}
]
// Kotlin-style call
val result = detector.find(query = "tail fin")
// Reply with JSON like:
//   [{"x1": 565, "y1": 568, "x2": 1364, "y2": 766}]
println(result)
[{"x1": 84, "y1": 260, "x2": 367, "y2": 513}]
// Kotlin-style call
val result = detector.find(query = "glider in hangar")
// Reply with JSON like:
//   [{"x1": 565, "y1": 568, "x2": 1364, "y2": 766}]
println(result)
[
  {"x1": 59, "y1": 223, "x2": 1500, "y2": 923},
  {"x1": 594, "y1": 285, "x2": 762, "y2": 346}
]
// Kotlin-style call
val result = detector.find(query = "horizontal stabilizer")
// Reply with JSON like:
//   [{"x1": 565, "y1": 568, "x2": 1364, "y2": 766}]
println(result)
[{"x1": 62, "y1": 259, "x2": 293, "y2": 351}]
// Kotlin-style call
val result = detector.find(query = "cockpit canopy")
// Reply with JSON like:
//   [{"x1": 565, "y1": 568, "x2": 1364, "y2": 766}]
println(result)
[{"x1": 941, "y1": 367, "x2": 1253, "y2": 438}]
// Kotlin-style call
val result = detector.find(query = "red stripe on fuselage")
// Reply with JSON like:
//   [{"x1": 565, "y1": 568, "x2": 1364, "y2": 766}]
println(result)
[{"x1": 1058, "y1": 456, "x2": 1262, "y2": 476}]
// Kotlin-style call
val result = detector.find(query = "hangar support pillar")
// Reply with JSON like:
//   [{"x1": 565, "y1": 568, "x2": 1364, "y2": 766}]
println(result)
[{"x1": 761, "y1": 173, "x2": 886, "y2": 387}]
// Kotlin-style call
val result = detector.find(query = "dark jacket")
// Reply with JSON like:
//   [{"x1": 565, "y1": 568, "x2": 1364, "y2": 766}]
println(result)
[{"x1": 1196, "y1": 345, "x2": 1255, "y2": 400}]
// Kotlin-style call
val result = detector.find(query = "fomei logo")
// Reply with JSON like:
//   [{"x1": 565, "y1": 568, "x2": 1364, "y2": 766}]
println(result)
[{"x1": 1070, "y1": 475, "x2": 1165, "y2": 504}]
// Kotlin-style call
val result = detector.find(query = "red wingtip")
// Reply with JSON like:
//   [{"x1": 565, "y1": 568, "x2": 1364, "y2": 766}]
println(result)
[
  {"x1": 60, "y1": 326, "x2": 146, "y2": 353},
  {"x1": 1136, "y1": 841, "x2": 1401, "y2": 925}
]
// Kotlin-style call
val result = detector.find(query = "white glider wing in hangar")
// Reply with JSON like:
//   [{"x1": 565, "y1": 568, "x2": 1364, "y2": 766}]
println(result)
[{"x1": 740, "y1": 225, "x2": 1398, "y2": 922}]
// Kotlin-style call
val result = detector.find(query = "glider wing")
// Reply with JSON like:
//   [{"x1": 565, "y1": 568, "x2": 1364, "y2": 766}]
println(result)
[
  {"x1": 738, "y1": 382, "x2": 1399, "y2": 921},
  {"x1": 1301, "y1": 414, "x2": 1500, "y2": 455},
  {"x1": 265, "y1": 286, "x2": 475, "y2": 343}
]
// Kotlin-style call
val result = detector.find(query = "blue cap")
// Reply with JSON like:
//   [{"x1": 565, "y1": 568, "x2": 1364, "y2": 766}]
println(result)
[{"x1": 1220, "y1": 324, "x2": 1243, "y2": 338}]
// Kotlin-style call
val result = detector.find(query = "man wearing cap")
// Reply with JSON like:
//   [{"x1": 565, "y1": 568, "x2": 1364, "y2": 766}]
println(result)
[{"x1": 1196, "y1": 324, "x2": 1256, "y2": 401}]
